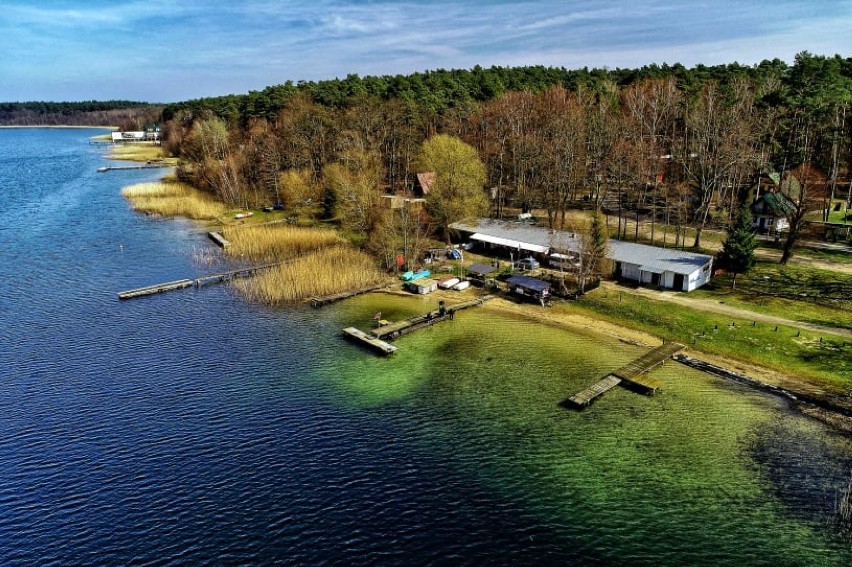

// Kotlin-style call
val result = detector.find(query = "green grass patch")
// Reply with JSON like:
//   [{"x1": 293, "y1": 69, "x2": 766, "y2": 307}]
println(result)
[
  {"x1": 572, "y1": 289, "x2": 851, "y2": 391},
  {"x1": 696, "y1": 263, "x2": 852, "y2": 330}
]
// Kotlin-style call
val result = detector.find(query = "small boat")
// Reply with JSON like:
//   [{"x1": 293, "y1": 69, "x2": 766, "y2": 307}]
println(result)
[
  {"x1": 453, "y1": 280, "x2": 470, "y2": 291},
  {"x1": 234, "y1": 211, "x2": 254, "y2": 219},
  {"x1": 401, "y1": 269, "x2": 430, "y2": 281},
  {"x1": 438, "y1": 277, "x2": 460, "y2": 289},
  {"x1": 97, "y1": 166, "x2": 109, "y2": 172}
]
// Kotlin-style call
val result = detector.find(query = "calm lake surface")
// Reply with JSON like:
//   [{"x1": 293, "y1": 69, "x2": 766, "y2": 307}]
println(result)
[{"x1": 0, "y1": 128, "x2": 850, "y2": 565}]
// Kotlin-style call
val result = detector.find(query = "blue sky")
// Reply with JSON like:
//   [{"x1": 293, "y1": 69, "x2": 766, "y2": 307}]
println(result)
[{"x1": 1, "y1": 0, "x2": 850, "y2": 103}]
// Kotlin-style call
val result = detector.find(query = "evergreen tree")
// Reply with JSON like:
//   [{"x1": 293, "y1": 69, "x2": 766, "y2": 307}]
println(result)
[
  {"x1": 717, "y1": 205, "x2": 757, "y2": 289},
  {"x1": 578, "y1": 210, "x2": 609, "y2": 293}
]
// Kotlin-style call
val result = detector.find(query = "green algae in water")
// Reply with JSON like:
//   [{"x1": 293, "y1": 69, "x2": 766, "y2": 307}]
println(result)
[{"x1": 318, "y1": 294, "x2": 852, "y2": 564}]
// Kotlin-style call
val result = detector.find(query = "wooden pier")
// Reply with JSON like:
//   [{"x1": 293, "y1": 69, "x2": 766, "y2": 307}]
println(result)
[
  {"x1": 342, "y1": 327, "x2": 398, "y2": 356},
  {"x1": 97, "y1": 163, "x2": 172, "y2": 172},
  {"x1": 207, "y1": 231, "x2": 230, "y2": 248},
  {"x1": 117, "y1": 279, "x2": 194, "y2": 300},
  {"x1": 566, "y1": 375, "x2": 622, "y2": 408},
  {"x1": 117, "y1": 264, "x2": 278, "y2": 300},
  {"x1": 612, "y1": 342, "x2": 684, "y2": 393},
  {"x1": 311, "y1": 283, "x2": 386, "y2": 308},
  {"x1": 563, "y1": 342, "x2": 685, "y2": 408},
  {"x1": 340, "y1": 294, "x2": 494, "y2": 356},
  {"x1": 371, "y1": 295, "x2": 494, "y2": 340}
]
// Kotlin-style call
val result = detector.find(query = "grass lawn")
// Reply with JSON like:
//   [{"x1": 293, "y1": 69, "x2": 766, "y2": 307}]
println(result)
[
  {"x1": 572, "y1": 288, "x2": 851, "y2": 392},
  {"x1": 693, "y1": 262, "x2": 852, "y2": 330}
]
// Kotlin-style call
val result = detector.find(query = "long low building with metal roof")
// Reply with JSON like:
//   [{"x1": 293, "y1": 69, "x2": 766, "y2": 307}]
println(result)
[{"x1": 450, "y1": 219, "x2": 714, "y2": 292}]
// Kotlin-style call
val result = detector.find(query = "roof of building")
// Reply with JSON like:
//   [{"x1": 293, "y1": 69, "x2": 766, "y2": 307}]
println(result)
[
  {"x1": 415, "y1": 172, "x2": 436, "y2": 195},
  {"x1": 752, "y1": 191, "x2": 796, "y2": 218},
  {"x1": 451, "y1": 219, "x2": 582, "y2": 254},
  {"x1": 452, "y1": 218, "x2": 712, "y2": 276},
  {"x1": 410, "y1": 277, "x2": 437, "y2": 287},
  {"x1": 608, "y1": 241, "x2": 712, "y2": 275},
  {"x1": 506, "y1": 275, "x2": 551, "y2": 292},
  {"x1": 466, "y1": 263, "x2": 498, "y2": 276}
]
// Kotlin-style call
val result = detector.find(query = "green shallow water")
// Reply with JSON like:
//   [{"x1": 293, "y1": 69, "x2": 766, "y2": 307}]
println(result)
[{"x1": 316, "y1": 293, "x2": 852, "y2": 565}]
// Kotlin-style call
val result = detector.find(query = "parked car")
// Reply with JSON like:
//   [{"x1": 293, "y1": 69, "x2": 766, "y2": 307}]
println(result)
[{"x1": 517, "y1": 257, "x2": 539, "y2": 270}]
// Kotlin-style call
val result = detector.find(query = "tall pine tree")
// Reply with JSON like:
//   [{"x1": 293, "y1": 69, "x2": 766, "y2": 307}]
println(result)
[{"x1": 717, "y1": 204, "x2": 757, "y2": 289}]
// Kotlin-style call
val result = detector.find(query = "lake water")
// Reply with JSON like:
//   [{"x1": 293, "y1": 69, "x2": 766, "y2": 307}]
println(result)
[{"x1": 1, "y1": 128, "x2": 850, "y2": 565}]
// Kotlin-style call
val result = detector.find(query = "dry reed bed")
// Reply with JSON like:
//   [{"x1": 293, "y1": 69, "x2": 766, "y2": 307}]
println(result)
[
  {"x1": 234, "y1": 246, "x2": 386, "y2": 304},
  {"x1": 121, "y1": 181, "x2": 227, "y2": 220},
  {"x1": 222, "y1": 224, "x2": 346, "y2": 262}
]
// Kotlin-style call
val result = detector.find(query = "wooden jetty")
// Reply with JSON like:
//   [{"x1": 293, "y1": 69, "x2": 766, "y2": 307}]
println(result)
[
  {"x1": 311, "y1": 283, "x2": 386, "y2": 308},
  {"x1": 117, "y1": 264, "x2": 278, "y2": 300},
  {"x1": 342, "y1": 327, "x2": 398, "y2": 356},
  {"x1": 97, "y1": 163, "x2": 172, "y2": 172},
  {"x1": 117, "y1": 279, "x2": 194, "y2": 300},
  {"x1": 207, "y1": 231, "x2": 230, "y2": 248},
  {"x1": 566, "y1": 375, "x2": 622, "y2": 408},
  {"x1": 564, "y1": 342, "x2": 685, "y2": 408},
  {"x1": 612, "y1": 342, "x2": 685, "y2": 393},
  {"x1": 371, "y1": 295, "x2": 495, "y2": 340},
  {"x1": 372, "y1": 312, "x2": 451, "y2": 340}
]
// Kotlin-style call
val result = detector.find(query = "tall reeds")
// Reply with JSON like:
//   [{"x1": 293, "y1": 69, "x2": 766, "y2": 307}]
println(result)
[
  {"x1": 234, "y1": 246, "x2": 387, "y2": 304},
  {"x1": 223, "y1": 224, "x2": 346, "y2": 262},
  {"x1": 121, "y1": 181, "x2": 227, "y2": 220},
  {"x1": 111, "y1": 143, "x2": 167, "y2": 162}
]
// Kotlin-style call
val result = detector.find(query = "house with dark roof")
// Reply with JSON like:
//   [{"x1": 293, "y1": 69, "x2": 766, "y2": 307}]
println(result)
[
  {"x1": 751, "y1": 191, "x2": 796, "y2": 234},
  {"x1": 450, "y1": 219, "x2": 714, "y2": 292}
]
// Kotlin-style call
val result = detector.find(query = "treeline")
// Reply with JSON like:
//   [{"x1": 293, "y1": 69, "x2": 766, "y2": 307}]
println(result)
[
  {"x1": 162, "y1": 53, "x2": 852, "y2": 264},
  {"x1": 163, "y1": 60, "x2": 796, "y2": 124},
  {"x1": 0, "y1": 100, "x2": 161, "y2": 128}
]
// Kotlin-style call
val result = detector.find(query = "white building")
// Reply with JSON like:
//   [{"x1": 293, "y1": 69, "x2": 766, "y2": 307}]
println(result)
[
  {"x1": 111, "y1": 128, "x2": 160, "y2": 143},
  {"x1": 608, "y1": 241, "x2": 713, "y2": 292}
]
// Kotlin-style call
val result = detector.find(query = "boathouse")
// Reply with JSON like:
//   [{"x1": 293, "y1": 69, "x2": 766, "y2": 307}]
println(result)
[
  {"x1": 505, "y1": 275, "x2": 551, "y2": 305},
  {"x1": 450, "y1": 219, "x2": 713, "y2": 292}
]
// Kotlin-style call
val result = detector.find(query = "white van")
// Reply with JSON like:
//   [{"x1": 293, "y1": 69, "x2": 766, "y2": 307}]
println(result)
[{"x1": 548, "y1": 253, "x2": 580, "y2": 269}]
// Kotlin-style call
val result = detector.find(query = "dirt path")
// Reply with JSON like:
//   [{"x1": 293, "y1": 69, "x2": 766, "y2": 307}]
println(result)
[{"x1": 601, "y1": 281, "x2": 852, "y2": 339}]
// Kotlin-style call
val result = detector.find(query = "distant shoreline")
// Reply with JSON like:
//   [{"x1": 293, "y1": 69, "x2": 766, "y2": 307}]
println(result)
[{"x1": 0, "y1": 125, "x2": 117, "y2": 129}]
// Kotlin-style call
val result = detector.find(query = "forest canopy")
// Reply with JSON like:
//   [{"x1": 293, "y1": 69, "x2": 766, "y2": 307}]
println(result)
[{"x1": 7, "y1": 54, "x2": 851, "y2": 265}]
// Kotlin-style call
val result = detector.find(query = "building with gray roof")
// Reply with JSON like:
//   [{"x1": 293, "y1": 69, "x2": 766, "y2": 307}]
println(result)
[{"x1": 450, "y1": 219, "x2": 713, "y2": 292}]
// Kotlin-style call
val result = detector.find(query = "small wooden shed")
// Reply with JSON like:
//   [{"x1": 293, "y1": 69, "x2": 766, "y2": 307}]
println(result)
[
  {"x1": 465, "y1": 263, "x2": 498, "y2": 286},
  {"x1": 407, "y1": 277, "x2": 438, "y2": 294}
]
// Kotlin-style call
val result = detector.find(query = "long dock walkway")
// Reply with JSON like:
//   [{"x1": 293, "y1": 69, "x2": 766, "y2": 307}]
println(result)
[
  {"x1": 342, "y1": 294, "x2": 495, "y2": 356},
  {"x1": 117, "y1": 264, "x2": 278, "y2": 300},
  {"x1": 311, "y1": 283, "x2": 386, "y2": 307},
  {"x1": 98, "y1": 163, "x2": 172, "y2": 172},
  {"x1": 564, "y1": 342, "x2": 685, "y2": 408},
  {"x1": 371, "y1": 295, "x2": 494, "y2": 340}
]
